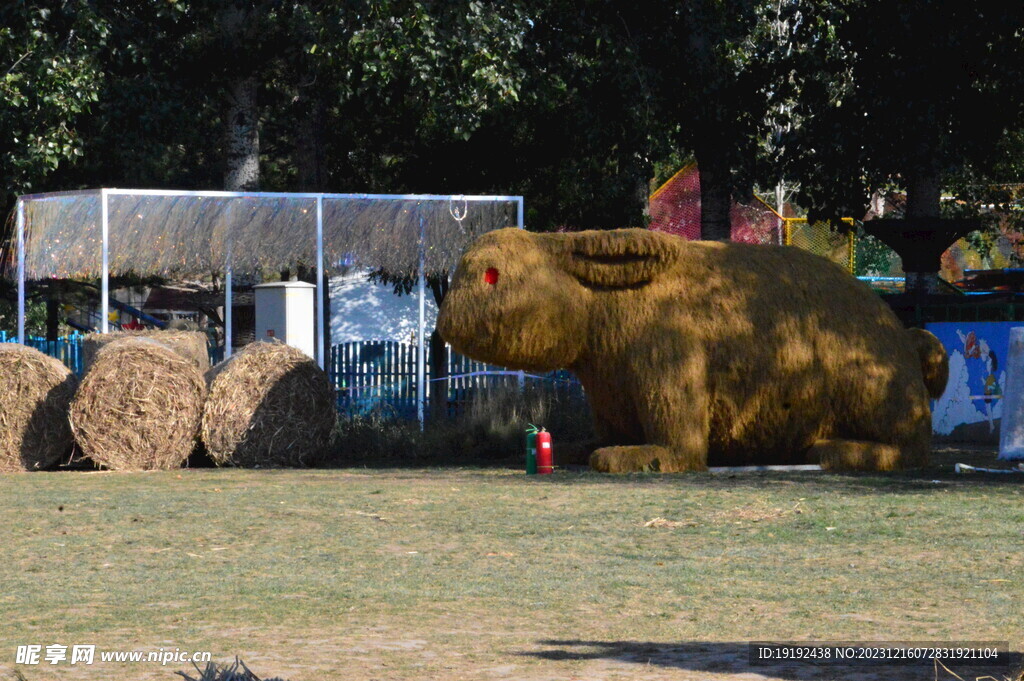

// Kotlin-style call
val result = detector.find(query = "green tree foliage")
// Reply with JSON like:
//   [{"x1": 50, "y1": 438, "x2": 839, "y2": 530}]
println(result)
[
  {"x1": 0, "y1": 296, "x2": 46, "y2": 336},
  {"x1": 509, "y1": 1, "x2": 781, "y2": 237},
  {"x1": 625, "y1": 1, "x2": 773, "y2": 239},
  {"x1": 496, "y1": 2, "x2": 656, "y2": 230},
  {"x1": 0, "y1": 1, "x2": 105, "y2": 204},
  {"x1": 16, "y1": 1, "x2": 777, "y2": 236},
  {"x1": 58, "y1": 0, "x2": 223, "y2": 189},
  {"x1": 57, "y1": 1, "x2": 536, "y2": 194},
  {"x1": 300, "y1": 0, "x2": 532, "y2": 194},
  {"x1": 10, "y1": 0, "x2": 1024, "y2": 257},
  {"x1": 780, "y1": 0, "x2": 1024, "y2": 224}
]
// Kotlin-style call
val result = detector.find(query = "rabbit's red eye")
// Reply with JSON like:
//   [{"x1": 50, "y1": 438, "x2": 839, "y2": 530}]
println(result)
[{"x1": 484, "y1": 267, "x2": 499, "y2": 285}]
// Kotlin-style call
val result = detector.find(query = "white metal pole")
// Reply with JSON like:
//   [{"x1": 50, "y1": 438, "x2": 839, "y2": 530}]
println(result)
[
  {"x1": 516, "y1": 197, "x2": 525, "y2": 390},
  {"x1": 316, "y1": 196, "x2": 325, "y2": 370},
  {"x1": 417, "y1": 210, "x2": 427, "y2": 429},
  {"x1": 225, "y1": 242, "x2": 233, "y2": 360},
  {"x1": 100, "y1": 189, "x2": 109, "y2": 333},
  {"x1": 1000, "y1": 326, "x2": 1024, "y2": 460},
  {"x1": 16, "y1": 199, "x2": 25, "y2": 344},
  {"x1": 222, "y1": 198, "x2": 235, "y2": 359},
  {"x1": 776, "y1": 181, "x2": 785, "y2": 246}
]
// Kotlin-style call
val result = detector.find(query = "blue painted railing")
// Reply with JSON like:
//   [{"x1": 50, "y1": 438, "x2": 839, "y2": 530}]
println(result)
[
  {"x1": 0, "y1": 331, "x2": 86, "y2": 375},
  {"x1": 0, "y1": 331, "x2": 216, "y2": 377}
]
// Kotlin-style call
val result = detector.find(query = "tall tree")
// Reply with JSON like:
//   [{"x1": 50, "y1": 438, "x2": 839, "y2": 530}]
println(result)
[
  {"x1": 777, "y1": 0, "x2": 1024, "y2": 294},
  {"x1": 619, "y1": 1, "x2": 770, "y2": 240},
  {"x1": 218, "y1": 2, "x2": 266, "y2": 191},
  {"x1": 0, "y1": 1, "x2": 105, "y2": 206},
  {"x1": 59, "y1": 0, "x2": 226, "y2": 190},
  {"x1": 782, "y1": 0, "x2": 1024, "y2": 228},
  {"x1": 511, "y1": 1, "x2": 657, "y2": 229},
  {"x1": 43, "y1": 1, "x2": 664, "y2": 232},
  {"x1": 0, "y1": 1, "x2": 106, "y2": 323}
]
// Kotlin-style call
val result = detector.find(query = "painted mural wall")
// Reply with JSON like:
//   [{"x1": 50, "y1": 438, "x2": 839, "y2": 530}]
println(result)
[{"x1": 927, "y1": 321, "x2": 1015, "y2": 442}]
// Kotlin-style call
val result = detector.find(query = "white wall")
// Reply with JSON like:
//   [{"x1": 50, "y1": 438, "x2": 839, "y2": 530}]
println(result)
[{"x1": 329, "y1": 269, "x2": 438, "y2": 344}]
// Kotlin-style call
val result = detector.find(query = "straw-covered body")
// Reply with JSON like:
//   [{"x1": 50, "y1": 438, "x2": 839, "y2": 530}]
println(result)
[
  {"x1": 0, "y1": 344, "x2": 78, "y2": 471},
  {"x1": 82, "y1": 330, "x2": 210, "y2": 373},
  {"x1": 438, "y1": 228, "x2": 949, "y2": 472},
  {"x1": 202, "y1": 341, "x2": 336, "y2": 467},
  {"x1": 70, "y1": 337, "x2": 205, "y2": 470}
]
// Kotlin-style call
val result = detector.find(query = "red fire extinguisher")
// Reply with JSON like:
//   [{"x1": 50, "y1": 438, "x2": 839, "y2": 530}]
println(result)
[{"x1": 536, "y1": 429, "x2": 554, "y2": 474}]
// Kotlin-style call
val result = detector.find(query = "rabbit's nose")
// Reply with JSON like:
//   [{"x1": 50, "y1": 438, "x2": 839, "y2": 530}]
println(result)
[{"x1": 484, "y1": 267, "x2": 499, "y2": 285}]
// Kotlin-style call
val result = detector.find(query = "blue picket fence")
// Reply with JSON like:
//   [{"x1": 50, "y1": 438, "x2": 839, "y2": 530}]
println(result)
[
  {"x1": 1, "y1": 332, "x2": 581, "y2": 419},
  {"x1": 0, "y1": 331, "x2": 217, "y2": 377},
  {"x1": 0, "y1": 331, "x2": 85, "y2": 375},
  {"x1": 331, "y1": 340, "x2": 420, "y2": 418},
  {"x1": 329, "y1": 340, "x2": 581, "y2": 419}
]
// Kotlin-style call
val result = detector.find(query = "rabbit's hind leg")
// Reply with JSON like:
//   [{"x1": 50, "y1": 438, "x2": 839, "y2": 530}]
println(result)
[
  {"x1": 810, "y1": 439, "x2": 907, "y2": 471},
  {"x1": 589, "y1": 445, "x2": 708, "y2": 473}
]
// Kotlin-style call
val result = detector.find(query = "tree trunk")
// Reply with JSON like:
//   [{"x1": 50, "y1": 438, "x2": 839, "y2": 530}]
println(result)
[
  {"x1": 428, "y1": 328, "x2": 448, "y2": 421},
  {"x1": 905, "y1": 146, "x2": 943, "y2": 295},
  {"x1": 46, "y1": 295, "x2": 58, "y2": 342},
  {"x1": 224, "y1": 76, "x2": 260, "y2": 191},
  {"x1": 322, "y1": 272, "x2": 332, "y2": 373},
  {"x1": 631, "y1": 157, "x2": 652, "y2": 227},
  {"x1": 695, "y1": 151, "x2": 732, "y2": 241},
  {"x1": 428, "y1": 275, "x2": 450, "y2": 421},
  {"x1": 295, "y1": 93, "x2": 327, "y2": 191},
  {"x1": 220, "y1": 0, "x2": 259, "y2": 191},
  {"x1": 906, "y1": 170, "x2": 941, "y2": 220},
  {"x1": 775, "y1": 181, "x2": 787, "y2": 245}
]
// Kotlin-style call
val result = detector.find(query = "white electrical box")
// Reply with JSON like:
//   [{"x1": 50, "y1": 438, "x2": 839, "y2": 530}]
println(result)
[{"x1": 253, "y1": 281, "x2": 317, "y2": 358}]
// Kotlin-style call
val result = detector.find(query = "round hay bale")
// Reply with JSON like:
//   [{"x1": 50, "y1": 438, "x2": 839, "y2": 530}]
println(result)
[
  {"x1": 165, "y1": 318, "x2": 200, "y2": 332},
  {"x1": 202, "y1": 341, "x2": 336, "y2": 467},
  {"x1": 0, "y1": 344, "x2": 78, "y2": 471},
  {"x1": 70, "y1": 338, "x2": 205, "y2": 470},
  {"x1": 82, "y1": 330, "x2": 210, "y2": 373}
]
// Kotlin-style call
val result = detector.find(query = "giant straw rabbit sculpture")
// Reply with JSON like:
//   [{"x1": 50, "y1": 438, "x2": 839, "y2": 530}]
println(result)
[{"x1": 437, "y1": 228, "x2": 948, "y2": 472}]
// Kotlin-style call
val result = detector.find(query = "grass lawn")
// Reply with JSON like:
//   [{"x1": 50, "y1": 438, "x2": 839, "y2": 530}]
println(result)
[{"x1": 1, "y1": 445, "x2": 1022, "y2": 681}]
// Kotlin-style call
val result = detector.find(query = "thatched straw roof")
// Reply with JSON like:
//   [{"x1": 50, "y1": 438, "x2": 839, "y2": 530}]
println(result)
[{"x1": 8, "y1": 190, "x2": 520, "y2": 281}]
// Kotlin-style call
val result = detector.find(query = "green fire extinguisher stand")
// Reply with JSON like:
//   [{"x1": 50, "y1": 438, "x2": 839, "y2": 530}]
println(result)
[{"x1": 525, "y1": 424, "x2": 539, "y2": 475}]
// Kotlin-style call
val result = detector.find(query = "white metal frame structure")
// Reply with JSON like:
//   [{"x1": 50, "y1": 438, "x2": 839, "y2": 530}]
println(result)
[{"x1": 12, "y1": 189, "x2": 525, "y2": 427}]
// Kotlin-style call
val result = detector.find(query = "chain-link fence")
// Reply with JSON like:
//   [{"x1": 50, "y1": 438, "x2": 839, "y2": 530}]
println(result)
[{"x1": 783, "y1": 218, "x2": 856, "y2": 273}]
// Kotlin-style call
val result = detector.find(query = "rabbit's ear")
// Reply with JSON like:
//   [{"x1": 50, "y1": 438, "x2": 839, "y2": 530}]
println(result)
[{"x1": 540, "y1": 229, "x2": 678, "y2": 289}]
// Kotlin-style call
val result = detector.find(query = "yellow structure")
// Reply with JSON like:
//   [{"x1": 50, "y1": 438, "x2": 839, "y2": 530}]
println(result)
[
  {"x1": 646, "y1": 164, "x2": 858, "y2": 273},
  {"x1": 753, "y1": 197, "x2": 857, "y2": 274}
]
